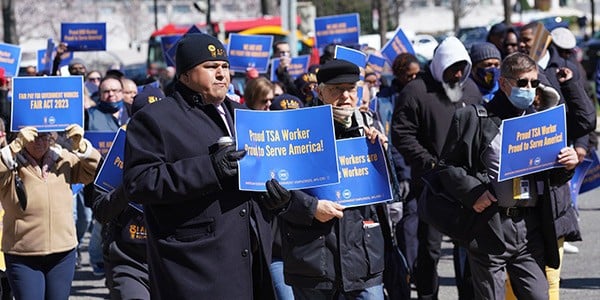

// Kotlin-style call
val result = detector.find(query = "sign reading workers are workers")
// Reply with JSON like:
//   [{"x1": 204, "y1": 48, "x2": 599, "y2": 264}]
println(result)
[
  {"x1": 498, "y1": 104, "x2": 567, "y2": 181},
  {"x1": 61, "y1": 23, "x2": 107, "y2": 51},
  {"x1": 11, "y1": 76, "x2": 84, "y2": 132},
  {"x1": 307, "y1": 137, "x2": 392, "y2": 207},
  {"x1": 235, "y1": 105, "x2": 339, "y2": 191}
]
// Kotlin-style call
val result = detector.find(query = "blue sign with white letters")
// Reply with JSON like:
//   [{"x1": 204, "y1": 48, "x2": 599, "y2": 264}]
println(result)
[
  {"x1": 11, "y1": 76, "x2": 84, "y2": 132},
  {"x1": 235, "y1": 106, "x2": 339, "y2": 191},
  {"x1": 367, "y1": 54, "x2": 387, "y2": 75},
  {"x1": 306, "y1": 137, "x2": 392, "y2": 207},
  {"x1": 94, "y1": 128, "x2": 126, "y2": 192},
  {"x1": 161, "y1": 35, "x2": 182, "y2": 67},
  {"x1": 580, "y1": 150, "x2": 600, "y2": 194},
  {"x1": 270, "y1": 55, "x2": 310, "y2": 82},
  {"x1": 85, "y1": 131, "x2": 117, "y2": 158},
  {"x1": 381, "y1": 26, "x2": 415, "y2": 65},
  {"x1": 314, "y1": 13, "x2": 360, "y2": 49},
  {"x1": 0, "y1": 43, "x2": 21, "y2": 77},
  {"x1": 498, "y1": 104, "x2": 567, "y2": 181},
  {"x1": 61, "y1": 23, "x2": 107, "y2": 51},
  {"x1": 228, "y1": 34, "x2": 273, "y2": 73}
]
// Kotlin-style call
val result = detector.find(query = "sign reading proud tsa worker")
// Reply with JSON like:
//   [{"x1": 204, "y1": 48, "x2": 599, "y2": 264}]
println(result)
[
  {"x1": 94, "y1": 128, "x2": 126, "y2": 192},
  {"x1": 0, "y1": 43, "x2": 21, "y2": 77},
  {"x1": 61, "y1": 23, "x2": 107, "y2": 51},
  {"x1": 270, "y1": 55, "x2": 310, "y2": 82},
  {"x1": 227, "y1": 33, "x2": 273, "y2": 73},
  {"x1": 307, "y1": 137, "x2": 392, "y2": 207},
  {"x1": 11, "y1": 76, "x2": 84, "y2": 132},
  {"x1": 236, "y1": 106, "x2": 338, "y2": 191},
  {"x1": 381, "y1": 26, "x2": 415, "y2": 65},
  {"x1": 498, "y1": 104, "x2": 567, "y2": 181},
  {"x1": 314, "y1": 13, "x2": 360, "y2": 49}
]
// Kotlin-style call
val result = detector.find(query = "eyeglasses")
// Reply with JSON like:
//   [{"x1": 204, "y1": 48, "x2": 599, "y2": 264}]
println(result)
[
  {"x1": 102, "y1": 88, "x2": 122, "y2": 94},
  {"x1": 508, "y1": 78, "x2": 540, "y2": 88},
  {"x1": 87, "y1": 77, "x2": 101, "y2": 81}
]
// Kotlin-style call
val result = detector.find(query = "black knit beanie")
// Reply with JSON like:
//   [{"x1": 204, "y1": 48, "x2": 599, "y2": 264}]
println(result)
[{"x1": 175, "y1": 33, "x2": 228, "y2": 77}]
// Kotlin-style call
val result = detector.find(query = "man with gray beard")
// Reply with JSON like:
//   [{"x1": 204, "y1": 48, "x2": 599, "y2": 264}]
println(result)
[{"x1": 391, "y1": 36, "x2": 481, "y2": 300}]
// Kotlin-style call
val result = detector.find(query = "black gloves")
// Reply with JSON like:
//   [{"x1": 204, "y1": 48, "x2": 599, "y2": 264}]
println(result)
[
  {"x1": 264, "y1": 179, "x2": 291, "y2": 210},
  {"x1": 210, "y1": 144, "x2": 246, "y2": 180}
]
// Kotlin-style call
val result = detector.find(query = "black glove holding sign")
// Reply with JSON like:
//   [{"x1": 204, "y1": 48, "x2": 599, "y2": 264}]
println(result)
[
  {"x1": 264, "y1": 179, "x2": 291, "y2": 210},
  {"x1": 210, "y1": 143, "x2": 246, "y2": 181}
]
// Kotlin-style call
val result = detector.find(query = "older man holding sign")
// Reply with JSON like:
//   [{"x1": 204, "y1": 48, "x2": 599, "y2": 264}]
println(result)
[{"x1": 265, "y1": 59, "x2": 389, "y2": 299}]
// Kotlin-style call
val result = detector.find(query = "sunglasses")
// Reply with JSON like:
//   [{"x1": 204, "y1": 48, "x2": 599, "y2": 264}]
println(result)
[{"x1": 509, "y1": 78, "x2": 540, "y2": 88}]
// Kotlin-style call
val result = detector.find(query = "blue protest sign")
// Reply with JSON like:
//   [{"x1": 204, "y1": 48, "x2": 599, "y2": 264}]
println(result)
[
  {"x1": 85, "y1": 131, "x2": 117, "y2": 157},
  {"x1": 381, "y1": 27, "x2": 415, "y2": 65},
  {"x1": 334, "y1": 45, "x2": 366, "y2": 68},
  {"x1": 314, "y1": 13, "x2": 360, "y2": 49},
  {"x1": 37, "y1": 39, "x2": 55, "y2": 74},
  {"x1": 498, "y1": 104, "x2": 567, "y2": 181},
  {"x1": 235, "y1": 105, "x2": 339, "y2": 191},
  {"x1": 94, "y1": 128, "x2": 126, "y2": 192},
  {"x1": 569, "y1": 155, "x2": 593, "y2": 209},
  {"x1": 11, "y1": 76, "x2": 84, "y2": 132},
  {"x1": 228, "y1": 34, "x2": 273, "y2": 73},
  {"x1": 270, "y1": 55, "x2": 310, "y2": 82},
  {"x1": 306, "y1": 137, "x2": 392, "y2": 207},
  {"x1": 161, "y1": 35, "x2": 182, "y2": 67},
  {"x1": 37, "y1": 47, "x2": 73, "y2": 73},
  {"x1": 61, "y1": 23, "x2": 107, "y2": 51},
  {"x1": 367, "y1": 54, "x2": 387, "y2": 75},
  {"x1": 0, "y1": 43, "x2": 21, "y2": 77},
  {"x1": 580, "y1": 150, "x2": 600, "y2": 194}
]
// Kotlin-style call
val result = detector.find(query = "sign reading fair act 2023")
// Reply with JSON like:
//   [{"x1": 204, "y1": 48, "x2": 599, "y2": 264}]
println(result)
[{"x1": 11, "y1": 76, "x2": 84, "y2": 132}]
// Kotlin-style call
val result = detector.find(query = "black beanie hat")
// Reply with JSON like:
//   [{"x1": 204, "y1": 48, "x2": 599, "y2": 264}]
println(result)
[
  {"x1": 317, "y1": 59, "x2": 360, "y2": 84},
  {"x1": 176, "y1": 33, "x2": 228, "y2": 77},
  {"x1": 132, "y1": 86, "x2": 165, "y2": 115}
]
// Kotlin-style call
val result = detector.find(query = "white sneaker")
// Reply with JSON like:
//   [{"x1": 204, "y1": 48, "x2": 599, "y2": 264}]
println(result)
[{"x1": 563, "y1": 241, "x2": 580, "y2": 254}]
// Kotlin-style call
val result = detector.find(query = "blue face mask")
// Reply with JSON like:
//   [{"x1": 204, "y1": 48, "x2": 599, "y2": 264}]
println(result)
[
  {"x1": 476, "y1": 67, "x2": 500, "y2": 89},
  {"x1": 97, "y1": 100, "x2": 124, "y2": 113},
  {"x1": 508, "y1": 87, "x2": 536, "y2": 109}
]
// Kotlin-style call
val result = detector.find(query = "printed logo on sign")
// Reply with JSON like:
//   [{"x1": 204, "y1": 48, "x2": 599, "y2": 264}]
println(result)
[
  {"x1": 534, "y1": 157, "x2": 541, "y2": 165},
  {"x1": 342, "y1": 189, "x2": 351, "y2": 199},
  {"x1": 48, "y1": 116, "x2": 56, "y2": 124},
  {"x1": 278, "y1": 169, "x2": 289, "y2": 181}
]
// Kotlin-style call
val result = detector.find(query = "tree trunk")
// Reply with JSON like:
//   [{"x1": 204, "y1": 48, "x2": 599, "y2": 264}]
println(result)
[
  {"x1": 378, "y1": 0, "x2": 388, "y2": 48},
  {"x1": 2, "y1": 0, "x2": 17, "y2": 44}
]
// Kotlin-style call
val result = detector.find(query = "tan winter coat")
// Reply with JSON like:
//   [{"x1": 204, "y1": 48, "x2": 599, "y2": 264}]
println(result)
[{"x1": 0, "y1": 141, "x2": 100, "y2": 255}]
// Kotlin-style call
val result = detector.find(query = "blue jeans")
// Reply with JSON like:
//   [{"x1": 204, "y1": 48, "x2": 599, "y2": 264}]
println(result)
[
  {"x1": 89, "y1": 220, "x2": 104, "y2": 267},
  {"x1": 269, "y1": 260, "x2": 294, "y2": 300},
  {"x1": 4, "y1": 248, "x2": 76, "y2": 300},
  {"x1": 292, "y1": 284, "x2": 384, "y2": 300}
]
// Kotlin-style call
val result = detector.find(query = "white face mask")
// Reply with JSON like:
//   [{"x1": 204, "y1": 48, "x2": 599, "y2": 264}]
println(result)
[{"x1": 442, "y1": 82, "x2": 464, "y2": 103}]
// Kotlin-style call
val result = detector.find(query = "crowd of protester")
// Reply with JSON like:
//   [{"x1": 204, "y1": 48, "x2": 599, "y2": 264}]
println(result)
[{"x1": 0, "y1": 19, "x2": 596, "y2": 300}]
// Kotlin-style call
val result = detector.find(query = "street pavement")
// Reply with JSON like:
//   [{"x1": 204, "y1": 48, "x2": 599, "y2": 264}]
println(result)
[{"x1": 69, "y1": 191, "x2": 600, "y2": 299}]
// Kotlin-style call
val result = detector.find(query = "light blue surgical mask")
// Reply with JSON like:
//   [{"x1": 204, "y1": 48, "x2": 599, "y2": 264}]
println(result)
[{"x1": 508, "y1": 87, "x2": 536, "y2": 109}]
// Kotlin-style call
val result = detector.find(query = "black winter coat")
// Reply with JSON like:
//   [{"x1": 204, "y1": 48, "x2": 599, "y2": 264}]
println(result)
[
  {"x1": 279, "y1": 111, "x2": 385, "y2": 292},
  {"x1": 390, "y1": 69, "x2": 481, "y2": 193},
  {"x1": 123, "y1": 82, "x2": 275, "y2": 300},
  {"x1": 438, "y1": 94, "x2": 575, "y2": 268}
]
